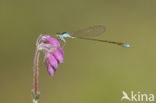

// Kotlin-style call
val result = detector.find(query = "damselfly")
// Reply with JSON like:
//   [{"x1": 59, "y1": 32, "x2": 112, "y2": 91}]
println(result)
[{"x1": 56, "y1": 25, "x2": 130, "y2": 47}]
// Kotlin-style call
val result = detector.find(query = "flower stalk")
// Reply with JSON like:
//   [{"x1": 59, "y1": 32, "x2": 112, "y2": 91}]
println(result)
[{"x1": 32, "y1": 48, "x2": 40, "y2": 103}]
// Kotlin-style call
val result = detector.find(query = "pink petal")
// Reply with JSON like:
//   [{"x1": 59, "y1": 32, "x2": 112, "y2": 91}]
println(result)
[
  {"x1": 45, "y1": 52, "x2": 58, "y2": 69},
  {"x1": 47, "y1": 65, "x2": 55, "y2": 77},
  {"x1": 42, "y1": 35, "x2": 60, "y2": 47},
  {"x1": 44, "y1": 57, "x2": 49, "y2": 69},
  {"x1": 44, "y1": 58, "x2": 55, "y2": 76},
  {"x1": 54, "y1": 48, "x2": 64, "y2": 63},
  {"x1": 59, "y1": 47, "x2": 64, "y2": 55}
]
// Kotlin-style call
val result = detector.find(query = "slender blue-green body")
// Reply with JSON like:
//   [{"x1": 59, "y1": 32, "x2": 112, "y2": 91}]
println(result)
[{"x1": 56, "y1": 25, "x2": 130, "y2": 48}]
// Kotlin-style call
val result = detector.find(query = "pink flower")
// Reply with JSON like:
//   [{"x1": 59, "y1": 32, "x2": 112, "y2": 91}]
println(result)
[{"x1": 37, "y1": 35, "x2": 64, "y2": 76}]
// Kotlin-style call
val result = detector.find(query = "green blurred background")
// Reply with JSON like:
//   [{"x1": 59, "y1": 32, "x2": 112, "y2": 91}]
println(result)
[{"x1": 0, "y1": 0, "x2": 156, "y2": 103}]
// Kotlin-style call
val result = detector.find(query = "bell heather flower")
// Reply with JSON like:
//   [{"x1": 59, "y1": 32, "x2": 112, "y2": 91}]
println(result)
[
  {"x1": 38, "y1": 35, "x2": 64, "y2": 76},
  {"x1": 32, "y1": 35, "x2": 64, "y2": 103}
]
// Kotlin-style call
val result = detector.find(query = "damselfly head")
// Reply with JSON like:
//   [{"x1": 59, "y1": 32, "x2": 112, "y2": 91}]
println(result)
[
  {"x1": 56, "y1": 32, "x2": 69, "y2": 37},
  {"x1": 56, "y1": 32, "x2": 61, "y2": 37}
]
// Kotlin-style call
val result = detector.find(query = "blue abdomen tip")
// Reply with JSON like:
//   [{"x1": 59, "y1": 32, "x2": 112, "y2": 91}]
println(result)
[{"x1": 122, "y1": 44, "x2": 130, "y2": 48}]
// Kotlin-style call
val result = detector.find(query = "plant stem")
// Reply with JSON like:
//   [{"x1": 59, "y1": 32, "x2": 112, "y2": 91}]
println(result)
[{"x1": 33, "y1": 49, "x2": 40, "y2": 103}]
